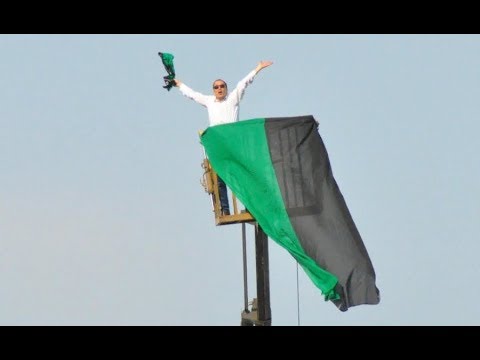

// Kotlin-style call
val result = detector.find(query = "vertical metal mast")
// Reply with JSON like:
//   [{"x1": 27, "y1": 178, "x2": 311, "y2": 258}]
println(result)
[
  {"x1": 242, "y1": 223, "x2": 249, "y2": 313},
  {"x1": 255, "y1": 223, "x2": 271, "y2": 326},
  {"x1": 240, "y1": 222, "x2": 272, "y2": 326}
]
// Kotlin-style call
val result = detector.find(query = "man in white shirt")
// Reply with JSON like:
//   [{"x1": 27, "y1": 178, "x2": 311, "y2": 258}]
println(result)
[{"x1": 173, "y1": 60, "x2": 273, "y2": 216}]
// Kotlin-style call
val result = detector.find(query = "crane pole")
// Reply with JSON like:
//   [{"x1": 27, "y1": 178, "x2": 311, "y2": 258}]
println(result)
[
  {"x1": 240, "y1": 222, "x2": 272, "y2": 326},
  {"x1": 255, "y1": 223, "x2": 271, "y2": 326},
  {"x1": 242, "y1": 223, "x2": 249, "y2": 312}
]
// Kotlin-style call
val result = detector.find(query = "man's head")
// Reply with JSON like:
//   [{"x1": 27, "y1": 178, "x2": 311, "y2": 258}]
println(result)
[{"x1": 212, "y1": 79, "x2": 228, "y2": 101}]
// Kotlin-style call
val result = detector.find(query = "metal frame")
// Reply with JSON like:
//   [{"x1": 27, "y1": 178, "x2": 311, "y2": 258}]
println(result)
[{"x1": 200, "y1": 157, "x2": 255, "y2": 226}]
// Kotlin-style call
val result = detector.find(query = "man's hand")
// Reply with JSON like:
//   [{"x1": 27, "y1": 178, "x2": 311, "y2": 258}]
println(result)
[
  {"x1": 173, "y1": 79, "x2": 182, "y2": 87},
  {"x1": 255, "y1": 60, "x2": 273, "y2": 74}
]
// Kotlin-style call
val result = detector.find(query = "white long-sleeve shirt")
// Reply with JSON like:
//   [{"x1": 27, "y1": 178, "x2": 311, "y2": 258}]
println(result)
[{"x1": 178, "y1": 70, "x2": 257, "y2": 127}]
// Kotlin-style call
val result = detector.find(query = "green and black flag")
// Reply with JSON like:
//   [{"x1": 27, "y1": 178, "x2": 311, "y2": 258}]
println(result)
[
  {"x1": 158, "y1": 52, "x2": 176, "y2": 91},
  {"x1": 201, "y1": 115, "x2": 380, "y2": 311}
]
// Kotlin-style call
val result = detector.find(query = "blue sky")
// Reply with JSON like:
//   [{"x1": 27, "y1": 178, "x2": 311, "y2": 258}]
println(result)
[{"x1": 1, "y1": 34, "x2": 479, "y2": 325}]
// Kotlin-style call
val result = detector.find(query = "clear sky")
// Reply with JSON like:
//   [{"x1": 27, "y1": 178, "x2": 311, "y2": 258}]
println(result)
[{"x1": 1, "y1": 34, "x2": 479, "y2": 326}]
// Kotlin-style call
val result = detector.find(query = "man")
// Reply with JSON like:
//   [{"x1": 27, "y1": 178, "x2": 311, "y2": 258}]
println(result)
[{"x1": 173, "y1": 60, "x2": 273, "y2": 216}]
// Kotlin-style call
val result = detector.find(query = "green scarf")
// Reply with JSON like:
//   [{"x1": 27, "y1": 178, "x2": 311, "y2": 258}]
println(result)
[{"x1": 158, "y1": 52, "x2": 176, "y2": 91}]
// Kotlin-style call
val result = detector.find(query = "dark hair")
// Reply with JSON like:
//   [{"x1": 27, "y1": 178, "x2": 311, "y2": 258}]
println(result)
[{"x1": 212, "y1": 79, "x2": 228, "y2": 88}]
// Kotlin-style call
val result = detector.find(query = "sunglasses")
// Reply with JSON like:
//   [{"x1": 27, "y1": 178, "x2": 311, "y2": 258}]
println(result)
[{"x1": 213, "y1": 84, "x2": 226, "y2": 90}]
